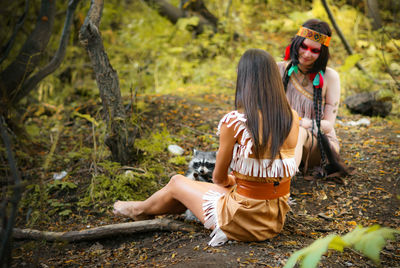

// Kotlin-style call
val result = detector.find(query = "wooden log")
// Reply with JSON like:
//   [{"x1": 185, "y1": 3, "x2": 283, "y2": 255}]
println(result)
[{"x1": 13, "y1": 218, "x2": 196, "y2": 242}]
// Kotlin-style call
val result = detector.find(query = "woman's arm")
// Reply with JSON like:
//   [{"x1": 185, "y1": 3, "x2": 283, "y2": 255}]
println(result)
[
  {"x1": 321, "y1": 68, "x2": 340, "y2": 133},
  {"x1": 300, "y1": 68, "x2": 340, "y2": 134},
  {"x1": 212, "y1": 122, "x2": 237, "y2": 187}
]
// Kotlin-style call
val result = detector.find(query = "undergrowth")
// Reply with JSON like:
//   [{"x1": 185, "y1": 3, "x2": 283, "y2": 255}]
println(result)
[{"x1": 5, "y1": 0, "x2": 399, "y2": 229}]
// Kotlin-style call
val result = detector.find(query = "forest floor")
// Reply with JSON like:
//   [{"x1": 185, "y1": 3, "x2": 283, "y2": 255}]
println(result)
[{"x1": 11, "y1": 93, "x2": 400, "y2": 267}]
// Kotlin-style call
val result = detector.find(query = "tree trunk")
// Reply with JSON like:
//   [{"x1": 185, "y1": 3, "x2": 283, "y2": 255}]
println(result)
[
  {"x1": 365, "y1": 0, "x2": 382, "y2": 29},
  {"x1": 0, "y1": 116, "x2": 23, "y2": 267},
  {"x1": 79, "y1": 0, "x2": 134, "y2": 164},
  {"x1": 321, "y1": 0, "x2": 370, "y2": 76},
  {"x1": 143, "y1": 0, "x2": 218, "y2": 34},
  {"x1": 0, "y1": 0, "x2": 80, "y2": 113},
  {"x1": 0, "y1": 0, "x2": 55, "y2": 113}
]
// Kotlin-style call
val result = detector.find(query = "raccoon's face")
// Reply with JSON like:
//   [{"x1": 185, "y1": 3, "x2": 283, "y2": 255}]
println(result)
[{"x1": 188, "y1": 150, "x2": 216, "y2": 182}]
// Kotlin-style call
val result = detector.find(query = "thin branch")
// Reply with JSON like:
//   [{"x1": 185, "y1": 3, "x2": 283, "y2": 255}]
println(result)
[
  {"x1": 225, "y1": 0, "x2": 232, "y2": 17},
  {"x1": 320, "y1": 0, "x2": 369, "y2": 75},
  {"x1": 1, "y1": 0, "x2": 56, "y2": 104},
  {"x1": 380, "y1": 33, "x2": 400, "y2": 91},
  {"x1": 14, "y1": 0, "x2": 81, "y2": 105},
  {"x1": 0, "y1": 116, "x2": 23, "y2": 266},
  {"x1": 0, "y1": 0, "x2": 30, "y2": 65},
  {"x1": 13, "y1": 218, "x2": 196, "y2": 242}
]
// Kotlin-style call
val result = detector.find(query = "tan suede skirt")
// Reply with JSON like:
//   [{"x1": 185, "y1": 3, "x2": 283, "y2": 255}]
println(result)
[{"x1": 216, "y1": 187, "x2": 290, "y2": 242}]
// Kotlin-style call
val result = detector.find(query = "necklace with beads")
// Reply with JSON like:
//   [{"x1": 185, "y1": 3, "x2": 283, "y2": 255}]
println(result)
[{"x1": 298, "y1": 67, "x2": 309, "y2": 87}]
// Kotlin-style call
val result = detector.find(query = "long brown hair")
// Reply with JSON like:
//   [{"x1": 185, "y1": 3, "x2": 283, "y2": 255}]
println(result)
[{"x1": 235, "y1": 49, "x2": 293, "y2": 160}]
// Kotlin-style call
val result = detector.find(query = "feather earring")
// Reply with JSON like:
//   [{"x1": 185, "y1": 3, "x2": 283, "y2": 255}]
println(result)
[{"x1": 284, "y1": 44, "x2": 291, "y2": 61}]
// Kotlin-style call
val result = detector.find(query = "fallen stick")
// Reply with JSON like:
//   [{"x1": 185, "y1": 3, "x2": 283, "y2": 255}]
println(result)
[{"x1": 13, "y1": 218, "x2": 196, "y2": 242}]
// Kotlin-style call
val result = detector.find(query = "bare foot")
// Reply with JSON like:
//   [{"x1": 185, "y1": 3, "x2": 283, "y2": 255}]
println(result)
[{"x1": 113, "y1": 201, "x2": 154, "y2": 221}]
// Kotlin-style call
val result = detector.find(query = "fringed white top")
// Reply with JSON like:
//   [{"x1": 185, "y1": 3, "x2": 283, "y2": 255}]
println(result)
[{"x1": 217, "y1": 111, "x2": 298, "y2": 179}]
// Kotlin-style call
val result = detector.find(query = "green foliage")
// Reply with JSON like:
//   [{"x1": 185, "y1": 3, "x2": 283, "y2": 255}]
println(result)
[
  {"x1": 339, "y1": 54, "x2": 363, "y2": 72},
  {"x1": 73, "y1": 111, "x2": 99, "y2": 127},
  {"x1": 375, "y1": 89, "x2": 395, "y2": 102},
  {"x1": 135, "y1": 128, "x2": 173, "y2": 157},
  {"x1": 47, "y1": 199, "x2": 73, "y2": 217},
  {"x1": 342, "y1": 225, "x2": 399, "y2": 263},
  {"x1": 168, "y1": 156, "x2": 187, "y2": 165},
  {"x1": 78, "y1": 161, "x2": 159, "y2": 210},
  {"x1": 284, "y1": 235, "x2": 344, "y2": 268},
  {"x1": 284, "y1": 225, "x2": 400, "y2": 268},
  {"x1": 10, "y1": 0, "x2": 400, "y2": 234},
  {"x1": 21, "y1": 179, "x2": 78, "y2": 224},
  {"x1": 47, "y1": 180, "x2": 77, "y2": 193}
]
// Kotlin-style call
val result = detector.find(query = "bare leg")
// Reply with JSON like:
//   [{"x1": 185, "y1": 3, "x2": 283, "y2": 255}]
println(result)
[{"x1": 113, "y1": 175, "x2": 231, "y2": 224}]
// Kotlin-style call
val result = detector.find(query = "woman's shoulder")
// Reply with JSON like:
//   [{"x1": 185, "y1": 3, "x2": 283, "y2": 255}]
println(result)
[
  {"x1": 220, "y1": 110, "x2": 245, "y2": 120},
  {"x1": 324, "y1": 66, "x2": 340, "y2": 81},
  {"x1": 276, "y1": 61, "x2": 288, "y2": 75},
  {"x1": 217, "y1": 110, "x2": 246, "y2": 135}
]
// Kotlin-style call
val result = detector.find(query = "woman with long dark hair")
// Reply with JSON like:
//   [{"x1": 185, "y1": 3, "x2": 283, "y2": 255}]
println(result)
[
  {"x1": 278, "y1": 19, "x2": 348, "y2": 177},
  {"x1": 113, "y1": 49, "x2": 299, "y2": 246}
]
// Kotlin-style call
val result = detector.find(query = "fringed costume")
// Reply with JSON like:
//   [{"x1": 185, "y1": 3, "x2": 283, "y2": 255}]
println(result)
[
  {"x1": 277, "y1": 62, "x2": 340, "y2": 150},
  {"x1": 203, "y1": 110, "x2": 299, "y2": 246}
]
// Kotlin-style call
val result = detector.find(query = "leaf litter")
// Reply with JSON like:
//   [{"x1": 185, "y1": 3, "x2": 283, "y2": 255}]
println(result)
[{"x1": 11, "y1": 93, "x2": 400, "y2": 267}]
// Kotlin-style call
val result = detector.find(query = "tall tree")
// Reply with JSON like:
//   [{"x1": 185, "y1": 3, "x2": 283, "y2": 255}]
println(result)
[
  {"x1": 365, "y1": 0, "x2": 382, "y2": 29},
  {"x1": 0, "y1": 0, "x2": 80, "y2": 115},
  {"x1": 79, "y1": 0, "x2": 135, "y2": 164}
]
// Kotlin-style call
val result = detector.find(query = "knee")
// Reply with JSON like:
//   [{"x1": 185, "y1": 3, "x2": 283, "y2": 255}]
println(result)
[{"x1": 169, "y1": 174, "x2": 186, "y2": 186}]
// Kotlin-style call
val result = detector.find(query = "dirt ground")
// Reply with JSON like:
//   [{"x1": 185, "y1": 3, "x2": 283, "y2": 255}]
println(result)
[{"x1": 11, "y1": 94, "x2": 400, "y2": 267}]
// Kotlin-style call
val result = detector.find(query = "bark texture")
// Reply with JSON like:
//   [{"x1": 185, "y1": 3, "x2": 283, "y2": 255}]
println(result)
[
  {"x1": 0, "y1": 0, "x2": 80, "y2": 112},
  {"x1": 0, "y1": 0, "x2": 55, "y2": 112},
  {"x1": 13, "y1": 219, "x2": 195, "y2": 242},
  {"x1": 366, "y1": 0, "x2": 382, "y2": 29},
  {"x1": 143, "y1": 0, "x2": 218, "y2": 34},
  {"x1": 0, "y1": 116, "x2": 23, "y2": 267},
  {"x1": 79, "y1": 0, "x2": 134, "y2": 164}
]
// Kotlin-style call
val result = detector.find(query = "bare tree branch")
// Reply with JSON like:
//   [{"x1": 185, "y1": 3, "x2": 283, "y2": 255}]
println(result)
[
  {"x1": 380, "y1": 34, "x2": 400, "y2": 91},
  {"x1": 143, "y1": 0, "x2": 218, "y2": 34},
  {"x1": 14, "y1": 0, "x2": 81, "y2": 105},
  {"x1": 0, "y1": 116, "x2": 23, "y2": 266},
  {"x1": 145, "y1": 0, "x2": 184, "y2": 24},
  {"x1": 13, "y1": 218, "x2": 196, "y2": 242},
  {"x1": 0, "y1": 0, "x2": 30, "y2": 65},
  {"x1": 0, "y1": 0, "x2": 56, "y2": 109},
  {"x1": 320, "y1": 0, "x2": 369, "y2": 75}
]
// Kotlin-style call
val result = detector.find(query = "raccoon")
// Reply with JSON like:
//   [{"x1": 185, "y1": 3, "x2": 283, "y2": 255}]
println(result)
[
  {"x1": 184, "y1": 149, "x2": 217, "y2": 221},
  {"x1": 186, "y1": 149, "x2": 217, "y2": 183}
]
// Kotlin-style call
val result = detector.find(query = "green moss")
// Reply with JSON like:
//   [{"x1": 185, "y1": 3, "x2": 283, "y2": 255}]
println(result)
[
  {"x1": 78, "y1": 170, "x2": 158, "y2": 209},
  {"x1": 76, "y1": 160, "x2": 165, "y2": 211},
  {"x1": 168, "y1": 156, "x2": 187, "y2": 165},
  {"x1": 135, "y1": 128, "x2": 173, "y2": 156}
]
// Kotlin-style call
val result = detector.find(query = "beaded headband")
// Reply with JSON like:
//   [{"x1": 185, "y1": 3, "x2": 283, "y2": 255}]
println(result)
[{"x1": 296, "y1": 26, "x2": 331, "y2": 47}]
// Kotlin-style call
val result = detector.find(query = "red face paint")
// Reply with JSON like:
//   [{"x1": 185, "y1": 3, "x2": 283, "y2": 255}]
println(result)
[{"x1": 300, "y1": 43, "x2": 321, "y2": 54}]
